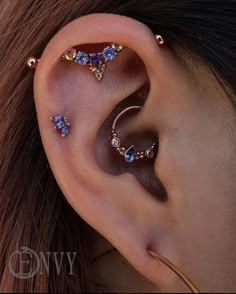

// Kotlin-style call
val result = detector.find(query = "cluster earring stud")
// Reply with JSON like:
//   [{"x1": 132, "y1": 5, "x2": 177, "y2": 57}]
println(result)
[
  {"x1": 61, "y1": 43, "x2": 123, "y2": 81},
  {"x1": 50, "y1": 115, "x2": 70, "y2": 137}
]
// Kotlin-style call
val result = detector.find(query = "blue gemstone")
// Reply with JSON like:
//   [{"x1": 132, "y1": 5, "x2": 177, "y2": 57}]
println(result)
[
  {"x1": 75, "y1": 51, "x2": 89, "y2": 65},
  {"x1": 89, "y1": 53, "x2": 102, "y2": 66},
  {"x1": 61, "y1": 125, "x2": 70, "y2": 136},
  {"x1": 51, "y1": 115, "x2": 64, "y2": 122},
  {"x1": 55, "y1": 121, "x2": 65, "y2": 130},
  {"x1": 124, "y1": 146, "x2": 136, "y2": 163},
  {"x1": 103, "y1": 46, "x2": 116, "y2": 61}
]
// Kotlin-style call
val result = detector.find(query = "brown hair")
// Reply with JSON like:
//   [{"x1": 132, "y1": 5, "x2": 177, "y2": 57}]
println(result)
[{"x1": 0, "y1": 0, "x2": 235, "y2": 292}]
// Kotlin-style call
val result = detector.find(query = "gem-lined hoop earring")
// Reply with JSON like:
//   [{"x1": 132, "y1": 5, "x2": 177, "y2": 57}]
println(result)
[{"x1": 111, "y1": 106, "x2": 157, "y2": 163}]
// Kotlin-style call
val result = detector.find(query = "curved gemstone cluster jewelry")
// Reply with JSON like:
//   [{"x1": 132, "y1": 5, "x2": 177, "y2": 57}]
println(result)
[
  {"x1": 111, "y1": 106, "x2": 157, "y2": 163},
  {"x1": 50, "y1": 115, "x2": 70, "y2": 137},
  {"x1": 61, "y1": 43, "x2": 123, "y2": 81}
]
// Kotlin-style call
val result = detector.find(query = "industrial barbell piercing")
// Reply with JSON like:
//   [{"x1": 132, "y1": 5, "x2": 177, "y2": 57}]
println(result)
[
  {"x1": 26, "y1": 43, "x2": 124, "y2": 81},
  {"x1": 26, "y1": 34, "x2": 165, "y2": 73},
  {"x1": 111, "y1": 106, "x2": 157, "y2": 163}
]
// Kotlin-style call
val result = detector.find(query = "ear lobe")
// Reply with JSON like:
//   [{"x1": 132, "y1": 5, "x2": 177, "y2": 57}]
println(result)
[{"x1": 33, "y1": 13, "x2": 180, "y2": 291}]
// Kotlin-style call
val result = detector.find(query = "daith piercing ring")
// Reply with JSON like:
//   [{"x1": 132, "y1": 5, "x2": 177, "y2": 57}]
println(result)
[{"x1": 111, "y1": 106, "x2": 157, "y2": 163}]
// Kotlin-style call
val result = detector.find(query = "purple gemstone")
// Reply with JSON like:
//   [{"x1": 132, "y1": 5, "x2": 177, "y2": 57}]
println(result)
[{"x1": 89, "y1": 53, "x2": 102, "y2": 66}]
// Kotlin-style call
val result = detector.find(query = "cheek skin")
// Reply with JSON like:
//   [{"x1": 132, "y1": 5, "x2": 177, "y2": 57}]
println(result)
[{"x1": 155, "y1": 88, "x2": 236, "y2": 291}]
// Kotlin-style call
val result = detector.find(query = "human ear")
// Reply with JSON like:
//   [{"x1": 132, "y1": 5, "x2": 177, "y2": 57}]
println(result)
[{"x1": 33, "y1": 13, "x2": 219, "y2": 292}]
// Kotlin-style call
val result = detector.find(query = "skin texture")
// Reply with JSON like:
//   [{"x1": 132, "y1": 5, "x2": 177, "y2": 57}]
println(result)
[{"x1": 34, "y1": 14, "x2": 236, "y2": 292}]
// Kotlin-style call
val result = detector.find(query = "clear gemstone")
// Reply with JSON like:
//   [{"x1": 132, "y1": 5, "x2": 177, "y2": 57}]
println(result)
[
  {"x1": 75, "y1": 51, "x2": 89, "y2": 65},
  {"x1": 111, "y1": 137, "x2": 121, "y2": 148}
]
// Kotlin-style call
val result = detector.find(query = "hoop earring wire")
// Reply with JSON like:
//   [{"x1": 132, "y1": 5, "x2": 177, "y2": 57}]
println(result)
[
  {"x1": 147, "y1": 249, "x2": 200, "y2": 293},
  {"x1": 90, "y1": 248, "x2": 200, "y2": 293}
]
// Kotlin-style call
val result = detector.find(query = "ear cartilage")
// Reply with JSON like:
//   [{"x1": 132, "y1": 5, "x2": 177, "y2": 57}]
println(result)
[
  {"x1": 50, "y1": 115, "x2": 70, "y2": 137},
  {"x1": 111, "y1": 106, "x2": 157, "y2": 163},
  {"x1": 61, "y1": 43, "x2": 123, "y2": 81}
]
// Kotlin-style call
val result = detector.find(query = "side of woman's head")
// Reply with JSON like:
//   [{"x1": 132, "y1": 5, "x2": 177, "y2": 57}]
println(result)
[{"x1": 0, "y1": 1, "x2": 236, "y2": 292}]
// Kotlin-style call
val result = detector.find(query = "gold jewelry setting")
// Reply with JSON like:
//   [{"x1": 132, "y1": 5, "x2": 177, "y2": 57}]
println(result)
[
  {"x1": 61, "y1": 43, "x2": 123, "y2": 81},
  {"x1": 111, "y1": 106, "x2": 157, "y2": 163}
]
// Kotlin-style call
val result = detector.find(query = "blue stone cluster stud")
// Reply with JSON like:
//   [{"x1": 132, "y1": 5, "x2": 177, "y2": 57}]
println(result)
[
  {"x1": 61, "y1": 43, "x2": 123, "y2": 81},
  {"x1": 111, "y1": 106, "x2": 157, "y2": 163},
  {"x1": 50, "y1": 115, "x2": 70, "y2": 137}
]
